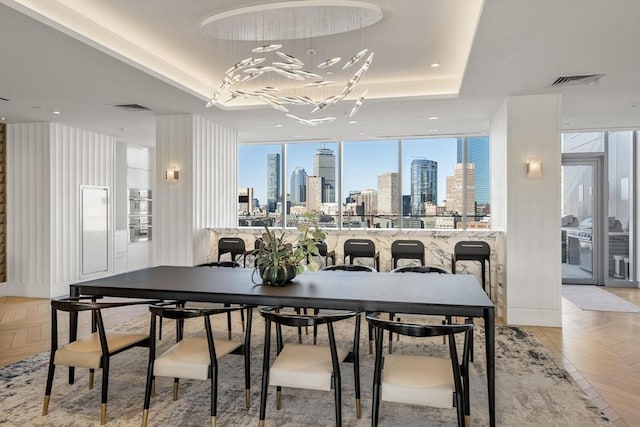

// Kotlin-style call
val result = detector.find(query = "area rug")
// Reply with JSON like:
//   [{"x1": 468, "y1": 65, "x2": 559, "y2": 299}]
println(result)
[
  {"x1": 562, "y1": 285, "x2": 640, "y2": 313},
  {"x1": 0, "y1": 312, "x2": 610, "y2": 426}
]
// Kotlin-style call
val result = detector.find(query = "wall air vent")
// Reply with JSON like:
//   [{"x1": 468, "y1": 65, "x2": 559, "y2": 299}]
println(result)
[
  {"x1": 113, "y1": 103, "x2": 151, "y2": 112},
  {"x1": 550, "y1": 74, "x2": 604, "y2": 87}
]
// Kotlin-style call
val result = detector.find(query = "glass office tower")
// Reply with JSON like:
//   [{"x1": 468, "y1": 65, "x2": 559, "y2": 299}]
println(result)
[
  {"x1": 458, "y1": 136, "x2": 490, "y2": 206},
  {"x1": 410, "y1": 159, "x2": 438, "y2": 216},
  {"x1": 267, "y1": 153, "x2": 280, "y2": 212},
  {"x1": 290, "y1": 165, "x2": 307, "y2": 205},
  {"x1": 313, "y1": 148, "x2": 335, "y2": 203}
]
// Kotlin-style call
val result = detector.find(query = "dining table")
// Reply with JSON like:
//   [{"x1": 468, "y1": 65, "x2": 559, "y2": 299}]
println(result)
[{"x1": 68, "y1": 265, "x2": 495, "y2": 426}]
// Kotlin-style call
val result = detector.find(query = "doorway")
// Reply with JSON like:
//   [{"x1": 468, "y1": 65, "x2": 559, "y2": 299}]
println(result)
[{"x1": 561, "y1": 155, "x2": 603, "y2": 284}]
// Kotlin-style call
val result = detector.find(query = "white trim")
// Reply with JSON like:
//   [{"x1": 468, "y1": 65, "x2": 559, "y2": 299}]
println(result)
[{"x1": 506, "y1": 307, "x2": 562, "y2": 327}]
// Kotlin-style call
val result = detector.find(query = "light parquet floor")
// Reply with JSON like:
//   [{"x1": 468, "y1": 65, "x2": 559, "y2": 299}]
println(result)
[{"x1": 1, "y1": 289, "x2": 639, "y2": 426}]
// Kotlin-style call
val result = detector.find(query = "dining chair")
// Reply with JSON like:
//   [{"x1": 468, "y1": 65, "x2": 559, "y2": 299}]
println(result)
[
  {"x1": 320, "y1": 264, "x2": 377, "y2": 353},
  {"x1": 343, "y1": 238, "x2": 380, "y2": 271},
  {"x1": 389, "y1": 265, "x2": 453, "y2": 352},
  {"x1": 258, "y1": 306, "x2": 361, "y2": 427},
  {"x1": 367, "y1": 312, "x2": 473, "y2": 427},
  {"x1": 390, "y1": 240, "x2": 425, "y2": 269},
  {"x1": 243, "y1": 238, "x2": 265, "y2": 267},
  {"x1": 451, "y1": 241, "x2": 491, "y2": 299},
  {"x1": 306, "y1": 241, "x2": 336, "y2": 267},
  {"x1": 142, "y1": 302, "x2": 252, "y2": 427},
  {"x1": 194, "y1": 260, "x2": 245, "y2": 338},
  {"x1": 43, "y1": 296, "x2": 155, "y2": 425},
  {"x1": 217, "y1": 237, "x2": 246, "y2": 264}
]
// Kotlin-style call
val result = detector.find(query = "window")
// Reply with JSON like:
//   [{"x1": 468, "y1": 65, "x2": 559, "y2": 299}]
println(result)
[
  {"x1": 239, "y1": 136, "x2": 491, "y2": 230},
  {"x1": 342, "y1": 139, "x2": 398, "y2": 229},
  {"x1": 285, "y1": 142, "x2": 339, "y2": 228}
]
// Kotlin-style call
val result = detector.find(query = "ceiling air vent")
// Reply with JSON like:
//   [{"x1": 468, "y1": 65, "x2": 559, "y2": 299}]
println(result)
[
  {"x1": 113, "y1": 103, "x2": 151, "y2": 112},
  {"x1": 550, "y1": 74, "x2": 604, "y2": 87}
]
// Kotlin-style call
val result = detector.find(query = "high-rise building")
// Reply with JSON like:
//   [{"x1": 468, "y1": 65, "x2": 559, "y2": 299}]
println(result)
[
  {"x1": 313, "y1": 148, "x2": 335, "y2": 203},
  {"x1": 377, "y1": 172, "x2": 400, "y2": 215},
  {"x1": 238, "y1": 187, "x2": 254, "y2": 215},
  {"x1": 446, "y1": 163, "x2": 475, "y2": 215},
  {"x1": 457, "y1": 136, "x2": 490, "y2": 205},
  {"x1": 267, "y1": 153, "x2": 280, "y2": 212},
  {"x1": 306, "y1": 176, "x2": 323, "y2": 213},
  {"x1": 355, "y1": 189, "x2": 378, "y2": 216},
  {"x1": 410, "y1": 159, "x2": 438, "y2": 216},
  {"x1": 290, "y1": 166, "x2": 307, "y2": 205}
]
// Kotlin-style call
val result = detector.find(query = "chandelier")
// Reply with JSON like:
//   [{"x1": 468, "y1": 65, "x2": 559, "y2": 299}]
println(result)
[{"x1": 200, "y1": 1, "x2": 382, "y2": 126}]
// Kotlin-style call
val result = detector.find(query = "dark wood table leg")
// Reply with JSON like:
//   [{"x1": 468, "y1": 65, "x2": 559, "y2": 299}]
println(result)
[
  {"x1": 484, "y1": 307, "x2": 495, "y2": 427},
  {"x1": 68, "y1": 285, "x2": 80, "y2": 384}
]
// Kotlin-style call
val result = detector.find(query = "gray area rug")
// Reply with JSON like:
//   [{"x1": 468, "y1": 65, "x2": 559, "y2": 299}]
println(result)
[
  {"x1": 562, "y1": 285, "x2": 640, "y2": 313},
  {"x1": 0, "y1": 311, "x2": 610, "y2": 426}
]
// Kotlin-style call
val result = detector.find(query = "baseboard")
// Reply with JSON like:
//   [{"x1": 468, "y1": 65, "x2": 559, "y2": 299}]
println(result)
[
  {"x1": 0, "y1": 282, "x2": 7, "y2": 297},
  {"x1": 506, "y1": 307, "x2": 562, "y2": 327},
  {"x1": 6, "y1": 282, "x2": 52, "y2": 298}
]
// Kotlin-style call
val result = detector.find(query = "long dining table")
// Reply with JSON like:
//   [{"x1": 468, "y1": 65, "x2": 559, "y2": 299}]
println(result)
[{"x1": 68, "y1": 265, "x2": 496, "y2": 426}]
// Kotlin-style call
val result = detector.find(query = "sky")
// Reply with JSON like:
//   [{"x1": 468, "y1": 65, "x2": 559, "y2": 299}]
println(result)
[{"x1": 239, "y1": 138, "x2": 459, "y2": 205}]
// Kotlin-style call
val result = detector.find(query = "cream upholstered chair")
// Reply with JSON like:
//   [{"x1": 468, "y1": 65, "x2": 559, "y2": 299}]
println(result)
[
  {"x1": 142, "y1": 303, "x2": 252, "y2": 427},
  {"x1": 366, "y1": 313, "x2": 473, "y2": 427},
  {"x1": 43, "y1": 296, "x2": 154, "y2": 425},
  {"x1": 258, "y1": 306, "x2": 362, "y2": 427}
]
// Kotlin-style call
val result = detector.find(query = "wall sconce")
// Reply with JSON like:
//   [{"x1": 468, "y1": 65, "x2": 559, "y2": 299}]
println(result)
[
  {"x1": 526, "y1": 158, "x2": 543, "y2": 179},
  {"x1": 165, "y1": 166, "x2": 179, "y2": 183}
]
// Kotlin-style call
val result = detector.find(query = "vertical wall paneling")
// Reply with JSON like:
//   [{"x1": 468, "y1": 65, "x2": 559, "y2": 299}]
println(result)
[
  {"x1": 0, "y1": 123, "x2": 6, "y2": 283},
  {"x1": 155, "y1": 115, "x2": 238, "y2": 266},
  {"x1": 6, "y1": 123, "x2": 51, "y2": 296},
  {"x1": 6, "y1": 122, "x2": 114, "y2": 297}
]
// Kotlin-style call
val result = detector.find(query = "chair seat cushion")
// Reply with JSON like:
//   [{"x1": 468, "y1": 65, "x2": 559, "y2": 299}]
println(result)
[
  {"x1": 153, "y1": 337, "x2": 242, "y2": 381},
  {"x1": 269, "y1": 344, "x2": 349, "y2": 391},
  {"x1": 54, "y1": 332, "x2": 148, "y2": 369},
  {"x1": 381, "y1": 354, "x2": 453, "y2": 408}
]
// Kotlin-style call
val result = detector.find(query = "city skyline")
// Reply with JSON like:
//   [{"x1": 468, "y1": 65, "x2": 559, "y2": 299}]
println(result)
[{"x1": 239, "y1": 138, "x2": 460, "y2": 205}]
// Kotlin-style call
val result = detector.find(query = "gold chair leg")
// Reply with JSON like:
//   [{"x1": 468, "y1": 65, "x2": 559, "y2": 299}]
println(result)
[
  {"x1": 465, "y1": 414, "x2": 471, "y2": 427},
  {"x1": 173, "y1": 382, "x2": 179, "y2": 401},
  {"x1": 89, "y1": 371, "x2": 94, "y2": 389},
  {"x1": 276, "y1": 390, "x2": 282, "y2": 410},
  {"x1": 389, "y1": 340, "x2": 393, "y2": 353},
  {"x1": 356, "y1": 398, "x2": 362, "y2": 419},
  {"x1": 211, "y1": 415, "x2": 216, "y2": 427},
  {"x1": 142, "y1": 409, "x2": 149, "y2": 427},
  {"x1": 100, "y1": 403, "x2": 107, "y2": 425},
  {"x1": 245, "y1": 389, "x2": 251, "y2": 408},
  {"x1": 42, "y1": 395, "x2": 50, "y2": 416},
  {"x1": 258, "y1": 421, "x2": 265, "y2": 427}
]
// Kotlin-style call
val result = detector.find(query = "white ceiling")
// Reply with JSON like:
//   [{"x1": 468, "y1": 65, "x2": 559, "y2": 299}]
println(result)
[{"x1": 0, "y1": 0, "x2": 638, "y2": 145}]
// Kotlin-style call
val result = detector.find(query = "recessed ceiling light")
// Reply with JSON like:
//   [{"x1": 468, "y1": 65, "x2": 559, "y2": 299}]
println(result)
[
  {"x1": 348, "y1": 120, "x2": 357, "y2": 124},
  {"x1": 429, "y1": 63, "x2": 440, "y2": 68},
  {"x1": 326, "y1": 71, "x2": 334, "y2": 76},
  {"x1": 293, "y1": 135, "x2": 302, "y2": 138},
  {"x1": 274, "y1": 123, "x2": 284, "y2": 127},
  {"x1": 52, "y1": 111, "x2": 61, "y2": 115},
  {"x1": 428, "y1": 116, "x2": 438, "y2": 120},
  {"x1": 358, "y1": 132, "x2": 364, "y2": 135},
  {"x1": 0, "y1": 117, "x2": 5, "y2": 121}
]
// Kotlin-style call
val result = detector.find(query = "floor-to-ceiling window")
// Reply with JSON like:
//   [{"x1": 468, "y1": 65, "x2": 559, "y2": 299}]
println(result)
[{"x1": 238, "y1": 136, "x2": 491, "y2": 231}]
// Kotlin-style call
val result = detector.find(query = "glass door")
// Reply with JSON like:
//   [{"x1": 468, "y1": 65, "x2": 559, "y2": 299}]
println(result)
[{"x1": 561, "y1": 157, "x2": 602, "y2": 284}]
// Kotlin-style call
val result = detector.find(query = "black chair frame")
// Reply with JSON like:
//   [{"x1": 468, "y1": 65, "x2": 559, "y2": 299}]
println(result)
[
  {"x1": 258, "y1": 306, "x2": 362, "y2": 427},
  {"x1": 390, "y1": 240, "x2": 425, "y2": 269},
  {"x1": 451, "y1": 241, "x2": 491, "y2": 299},
  {"x1": 367, "y1": 313, "x2": 473, "y2": 427},
  {"x1": 44, "y1": 296, "x2": 156, "y2": 425},
  {"x1": 306, "y1": 241, "x2": 336, "y2": 267},
  {"x1": 343, "y1": 239, "x2": 380, "y2": 271},
  {"x1": 142, "y1": 302, "x2": 253, "y2": 427},
  {"x1": 217, "y1": 237, "x2": 246, "y2": 263}
]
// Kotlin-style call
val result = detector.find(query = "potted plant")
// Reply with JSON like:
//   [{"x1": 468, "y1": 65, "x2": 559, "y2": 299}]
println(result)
[{"x1": 253, "y1": 213, "x2": 326, "y2": 286}]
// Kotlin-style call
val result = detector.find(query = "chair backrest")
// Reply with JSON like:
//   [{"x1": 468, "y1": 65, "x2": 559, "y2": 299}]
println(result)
[
  {"x1": 391, "y1": 240, "x2": 424, "y2": 259},
  {"x1": 218, "y1": 237, "x2": 246, "y2": 261},
  {"x1": 259, "y1": 306, "x2": 358, "y2": 328},
  {"x1": 344, "y1": 239, "x2": 376, "y2": 258},
  {"x1": 453, "y1": 241, "x2": 490, "y2": 262},
  {"x1": 321, "y1": 264, "x2": 377, "y2": 273},
  {"x1": 149, "y1": 303, "x2": 241, "y2": 320},
  {"x1": 316, "y1": 241, "x2": 329, "y2": 257},
  {"x1": 366, "y1": 312, "x2": 472, "y2": 338},
  {"x1": 196, "y1": 261, "x2": 241, "y2": 268},
  {"x1": 391, "y1": 265, "x2": 451, "y2": 274}
]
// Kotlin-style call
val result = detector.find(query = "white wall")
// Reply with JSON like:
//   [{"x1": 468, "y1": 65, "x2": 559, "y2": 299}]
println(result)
[
  {"x1": 7, "y1": 122, "x2": 115, "y2": 297},
  {"x1": 155, "y1": 115, "x2": 238, "y2": 266},
  {"x1": 491, "y1": 94, "x2": 563, "y2": 326}
]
